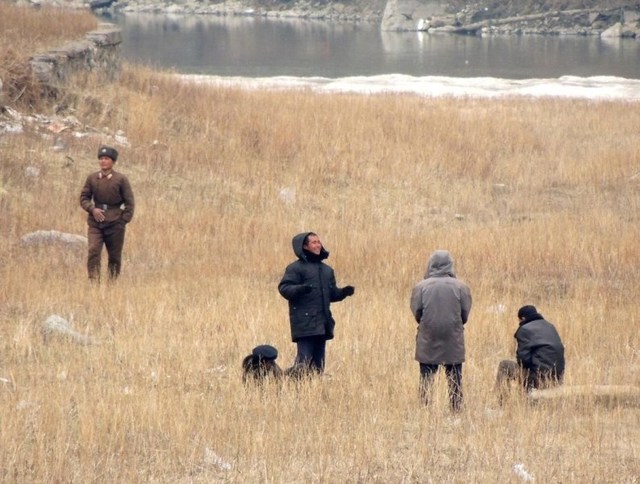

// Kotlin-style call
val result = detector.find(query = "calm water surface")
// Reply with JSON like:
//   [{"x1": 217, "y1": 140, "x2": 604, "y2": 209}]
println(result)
[{"x1": 104, "y1": 13, "x2": 640, "y2": 80}]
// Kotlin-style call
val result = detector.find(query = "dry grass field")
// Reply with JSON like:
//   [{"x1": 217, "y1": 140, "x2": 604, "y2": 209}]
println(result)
[
  {"x1": 1, "y1": 4, "x2": 639, "y2": 483},
  {"x1": 0, "y1": 2, "x2": 96, "y2": 52},
  {"x1": 0, "y1": 1, "x2": 97, "y2": 107}
]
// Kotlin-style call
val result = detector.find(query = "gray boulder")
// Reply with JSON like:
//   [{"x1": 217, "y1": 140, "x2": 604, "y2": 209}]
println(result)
[
  {"x1": 42, "y1": 314, "x2": 95, "y2": 346},
  {"x1": 21, "y1": 230, "x2": 88, "y2": 247},
  {"x1": 380, "y1": 0, "x2": 450, "y2": 31},
  {"x1": 601, "y1": 22, "x2": 623, "y2": 38}
]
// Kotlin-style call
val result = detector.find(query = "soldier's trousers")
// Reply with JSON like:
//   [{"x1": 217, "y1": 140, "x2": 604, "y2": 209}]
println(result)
[{"x1": 87, "y1": 221, "x2": 126, "y2": 281}]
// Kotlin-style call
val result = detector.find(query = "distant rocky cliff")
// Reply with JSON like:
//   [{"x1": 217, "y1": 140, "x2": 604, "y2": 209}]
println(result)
[
  {"x1": 381, "y1": 0, "x2": 640, "y2": 37},
  {"x1": 14, "y1": 0, "x2": 640, "y2": 37},
  {"x1": 103, "y1": 0, "x2": 386, "y2": 22},
  {"x1": 109, "y1": 0, "x2": 640, "y2": 36}
]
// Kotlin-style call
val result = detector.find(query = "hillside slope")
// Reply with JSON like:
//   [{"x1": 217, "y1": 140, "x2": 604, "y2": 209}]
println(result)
[
  {"x1": 381, "y1": 0, "x2": 640, "y2": 34},
  {"x1": 448, "y1": 0, "x2": 638, "y2": 15},
  {"x1": 107, "y1": 0, "x2": 640, "y2": 35}
]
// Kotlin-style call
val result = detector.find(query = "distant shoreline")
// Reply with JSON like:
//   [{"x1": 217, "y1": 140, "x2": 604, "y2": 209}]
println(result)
[
  {"x1": 104, "y1": 0, "x2": 383, "y2": 23},
  {"x1": 181, "y1": 73, "x2": 640, "y2": 101},
  {"x1": 95, "y1": 1, "x2": 640, "y2": 37}
]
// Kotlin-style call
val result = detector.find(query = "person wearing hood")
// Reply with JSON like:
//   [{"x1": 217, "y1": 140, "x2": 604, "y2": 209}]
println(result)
[
  {"x1": 496, "y1": 305, "x2": 565, "y2": 402},
  {"x1": 278, "y1": 232, "x2": 355, "y2": 374},
  {"x1": 410, "y1": 250, "x2": 472, "y2": 411}
]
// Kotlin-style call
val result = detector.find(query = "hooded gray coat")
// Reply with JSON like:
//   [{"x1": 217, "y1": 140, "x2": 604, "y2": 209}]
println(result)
[
  {"x1": 410, "y1": 250, "x2": 472, "y2": 365},
  {"x1": 278, "y1": 233, "x2": 349, "y2": 342}
]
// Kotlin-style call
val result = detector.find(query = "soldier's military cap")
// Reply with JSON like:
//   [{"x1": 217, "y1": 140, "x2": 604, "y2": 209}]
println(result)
[{"x1": 97, "y1": 145, "x2": 118, "y2": 162}]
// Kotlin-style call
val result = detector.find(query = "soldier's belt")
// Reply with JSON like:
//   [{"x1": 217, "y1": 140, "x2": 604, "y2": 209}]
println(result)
[{"x1": 97, "y1": 203, "x2": 122, "y2": 210}]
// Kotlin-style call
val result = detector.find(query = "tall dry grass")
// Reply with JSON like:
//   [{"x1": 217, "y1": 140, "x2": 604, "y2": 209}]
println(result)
[
  {"x1": 0, "y1": 1, "x2": 97, "y2": 54},
  {"x1": 0, "y1": 1, "x2": 97, "y2": 107},
  {"x1": 1, "y1": 55, "x2": 639, "y2": 482}
]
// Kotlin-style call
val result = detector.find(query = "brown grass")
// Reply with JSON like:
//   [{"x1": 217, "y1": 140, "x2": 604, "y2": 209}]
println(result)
[
  {"x1": 0, "y1": 1, "x2": 97, "y2": 53},
  {"x1": 1, "y1": 15, "x2": 639, "y2": 484},
  {"x1": 0, "y1": 1, "x2": 97, "y2": 107}
]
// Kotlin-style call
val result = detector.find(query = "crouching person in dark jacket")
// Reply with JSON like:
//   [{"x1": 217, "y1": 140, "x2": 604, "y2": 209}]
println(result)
[
  {"x1": 278, "y1": 232, "x2": 355, "y2": 375},
  {"x1": 242, "y1": 345, "x2": 283, "y2": 384},
  {"x1": 496, "y1": 305, "x2": 565, "y2": 403}
]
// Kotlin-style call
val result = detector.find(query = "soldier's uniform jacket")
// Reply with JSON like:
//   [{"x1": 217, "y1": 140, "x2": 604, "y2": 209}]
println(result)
[{"x1": 80, "y1": 170, "x2": 135, "y2": 227}]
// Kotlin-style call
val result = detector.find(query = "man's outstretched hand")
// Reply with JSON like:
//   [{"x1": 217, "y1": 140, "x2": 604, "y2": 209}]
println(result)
[{"x1": 343, "y1": 286, "x2": 355, "y2": 297}]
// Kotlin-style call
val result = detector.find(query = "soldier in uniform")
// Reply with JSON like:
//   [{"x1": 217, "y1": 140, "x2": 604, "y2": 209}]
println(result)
[{"x1": 80, "y1": 145, "x2": 135, "y2": 281}]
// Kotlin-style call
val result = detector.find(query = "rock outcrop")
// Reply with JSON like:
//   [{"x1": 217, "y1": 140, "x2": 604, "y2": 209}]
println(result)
[
  {"x1": 42, "y1": 314, "x2": 96, "y2": 346},
  {"x1": 10, "y1": 0, "x2": 640, "y2": 37},
  {"x1": 113, "y1": 0, "x2": 386, "y2": 22},
  {"x1": 381, "y1": 1, "x2": 640, "y2": 37},
  {"x1": 21, "y1": 230, "x2": 88, "y2": 247},
  {"x1": 29, "y1": 23, "x2": 122, "y2": 95},
  {"x1": 380, "y1": 0, "x2": 450, "y2": 32}
]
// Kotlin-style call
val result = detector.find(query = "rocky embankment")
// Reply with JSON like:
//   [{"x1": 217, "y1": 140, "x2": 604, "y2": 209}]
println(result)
[
  {"x1": 106, "y1": 0, "x2": 385, "y2": 22},
  {"x1": 12, "y1": 0, "x2": 640, "y2": 37},
  {"x1": 103, "y1": 0, "x2": 640, "y2": 37},
  {"x1": 382, "y1": 1, "x2": 640, "y2": 37}
]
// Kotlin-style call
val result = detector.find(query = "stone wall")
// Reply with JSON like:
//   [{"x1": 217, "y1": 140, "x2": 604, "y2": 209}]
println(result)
[{"x1": 29, "y1": 23, "x2": 122, "y2": 92}]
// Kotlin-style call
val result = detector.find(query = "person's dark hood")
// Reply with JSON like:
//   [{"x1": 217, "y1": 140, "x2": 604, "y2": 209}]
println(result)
[
  {"x1": 292, "y1": 232, "x2": 329, "y2": 262},
  {"x1": 425, "y1": 250, "x2": 456, "y2": 278}
]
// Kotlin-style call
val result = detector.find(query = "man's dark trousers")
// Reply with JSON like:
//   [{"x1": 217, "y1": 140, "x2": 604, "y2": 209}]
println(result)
[{"x1": 87, "y1": 221, "x2": 126, "y2": 280}]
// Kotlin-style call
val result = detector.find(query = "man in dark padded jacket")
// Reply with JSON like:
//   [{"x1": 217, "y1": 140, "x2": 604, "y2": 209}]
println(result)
[
  {"x1": 496, "y1": 305, "x2": 565, "y2": 402},
  {"x1": 278, "y1": 232, "x2": 355, "y2": 374}
]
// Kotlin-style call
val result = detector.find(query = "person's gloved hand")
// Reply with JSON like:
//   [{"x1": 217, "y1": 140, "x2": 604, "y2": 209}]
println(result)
[
  {"x1": 301, "y1": 284, "x2": 313, "y2": 294},
  {"x1": 342, "y1": 285, "x2": 355, "y2": 297}
]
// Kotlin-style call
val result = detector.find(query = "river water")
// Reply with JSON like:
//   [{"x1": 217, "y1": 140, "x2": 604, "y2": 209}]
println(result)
[{"x1": 104, "y1": 13, "x2": 640, "y2": 100}]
